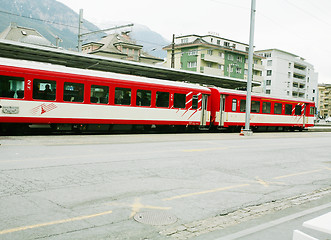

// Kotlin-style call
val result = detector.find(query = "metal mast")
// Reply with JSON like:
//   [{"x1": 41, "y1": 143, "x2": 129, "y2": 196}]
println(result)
[{"x1": 244, "y1": 0, "x2": 256, "y2": 134}]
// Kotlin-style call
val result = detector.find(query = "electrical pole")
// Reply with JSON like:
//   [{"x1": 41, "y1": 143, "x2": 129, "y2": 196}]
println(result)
[
  {"x1": 78, "y1": 9, "x2": 83, "y2": 52},
  {"x1": 171, "y1": 34, "x2": 175, "y2": 68},
  {"x1": 77, "y1": 9, "x2": 133, "y2": 52},
  {"x1": 244, "y1": 0, "x2": 256, "y2": 135}
]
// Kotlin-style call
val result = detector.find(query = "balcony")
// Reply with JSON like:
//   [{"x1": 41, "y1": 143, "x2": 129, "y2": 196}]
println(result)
[
  {"x1": 201, "y1": 54, "x2": 224, "y2": 65},
  {"x1": 253, "y1": 75, "x2": 263, "y2": 82},
  {"x1": 293, "y1": 68, "x2": 306, "y2": 77},
  {"x1": 200, "y1": 66, "x2": 223, "y2": 76}
]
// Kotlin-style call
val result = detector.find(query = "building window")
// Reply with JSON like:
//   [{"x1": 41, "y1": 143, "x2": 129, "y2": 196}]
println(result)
[
  {"x1": 288, "y1": 62, "x2": 291, "y2": 68},
  {"x1": 313, "y1": 89, "x2": 315, "y2": 93},
  {"x1": 267, "y1": 60, "x2": 272, "y2": 66},
  {"x1": 267, "y1": 70, "x2": 272, "y2": 76},
  {"x1": 228, "y1": 54, "x2": 233, "y2": 61},
  {"x1": 237, "y1": 56, "x2": 242, "y2": 62},
  {"x1": 236, "y1": 67, "x2": 242, "y2": 74},
  {"x1": 266, "y1": 80, "x2": 271, "y2": 86},
  {"x1": 264, "y1": 53, "x2": 271, "y2": 57},
  {"x1": 187, "y1": 62, "x2": 197, "y2": 68},
  {"x1": 219, "y1": 52, "x2": 224, "y2": 58},
  {"x1": 217, "y1": 40, "x2": 221, "y2": 45},
  {"x1": 266, "y1": 89, "x2": 271, "y2": 94},
  {"x1": 207, "y1": 63, "x2": 212, "y2": 68},
  {"x1": 188, "y1": 50, "x2": 198, "y2": 55},
  {"x1": 224, "y1": 41, "x2": 230, "y2": 47},
  {"x1": 288, "y1": 72, "x2": 291, "y2": 78},
  {"x1": 181, "y1": 38, "x2": 188, "y2": 44},
  {"x1": 207, "y1": 50, "x2": 213, "y2": 55},
  {"x1": 245, "y1": 47, "x2": 249, "y2": 52}
]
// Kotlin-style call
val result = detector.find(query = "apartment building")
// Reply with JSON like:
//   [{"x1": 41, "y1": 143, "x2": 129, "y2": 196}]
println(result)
[
  {"x1": 318, "y1": 84, "x2": 331, "y2": 118},
  {"x1": 255, "y1": 49, "x2": 318, "y2": 105},
  {"x1": 163, "y1": 34, "x2": 264, "y2": 86}
]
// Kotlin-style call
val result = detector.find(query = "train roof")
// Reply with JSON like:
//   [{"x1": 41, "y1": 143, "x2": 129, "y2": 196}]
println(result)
[
  {"x1": 214, "y1": 87, "x2": 315, "y2": 104},
  {"x1": 0, "y1": 57, "x2": 211, "y2": 92}
]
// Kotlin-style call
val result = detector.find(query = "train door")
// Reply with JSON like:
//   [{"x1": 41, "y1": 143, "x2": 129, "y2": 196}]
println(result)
[
  {"x1": 303, "y1": 103, "x2": 306, "y2": 128},
  {"x1": 200, "y1": 94, "x2": 208, "y2": 126},
  {"x1": 219, "y1": 94, "x2": 225, "y2": 126}
]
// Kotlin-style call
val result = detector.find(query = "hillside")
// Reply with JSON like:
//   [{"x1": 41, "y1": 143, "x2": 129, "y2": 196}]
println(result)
[{"x1": 0, "y1": 0, "x2": 169, "y2": 58}]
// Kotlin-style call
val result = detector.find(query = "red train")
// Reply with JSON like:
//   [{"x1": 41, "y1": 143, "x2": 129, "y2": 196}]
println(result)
[{"x1": 0, "y1": 57, "x2": 315, "y2": 134}]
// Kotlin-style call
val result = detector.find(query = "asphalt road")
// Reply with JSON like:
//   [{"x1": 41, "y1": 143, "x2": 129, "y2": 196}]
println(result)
[{"x1": 0, "y1": 131, "x2": 330, "y2": 240}]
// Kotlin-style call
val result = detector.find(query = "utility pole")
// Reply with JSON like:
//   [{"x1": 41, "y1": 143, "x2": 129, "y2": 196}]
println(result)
[
  {"x1": 244, "y1": 0, "x2": 256, "y2": 135},
  {"x1": 78, "y1": 9, "x2": 83, "y2": 52},
  {"x1": 77, "y1": 9, "x2": 134, "y2": 52},
  {"x1": 171, "y1": 34, "x2": 175, "y2": 68}
]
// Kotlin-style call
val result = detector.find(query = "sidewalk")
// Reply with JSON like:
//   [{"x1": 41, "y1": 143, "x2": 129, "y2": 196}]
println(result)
[{"x1": 194, "y1": 193, "x2": 331, "y2": 240}]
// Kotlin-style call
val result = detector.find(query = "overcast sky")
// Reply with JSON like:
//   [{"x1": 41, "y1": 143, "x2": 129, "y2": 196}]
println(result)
[{"x1": 57, "y1": 0, "x2": 331, "y2": 84}]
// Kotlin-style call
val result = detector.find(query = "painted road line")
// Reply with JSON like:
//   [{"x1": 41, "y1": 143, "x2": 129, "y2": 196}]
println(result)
[
  {"x1": 182, "y1": 147, "x2": 229, "y2": 152},
  {"x1": 0, "y1": 210, "x2": 113, "y2": 235},
  {"x1": 162, "y1": 184, "x2": 250, "y2": 201},
  {"x1": 273, "y1": 169, "x2": 325, "y2": 180}
]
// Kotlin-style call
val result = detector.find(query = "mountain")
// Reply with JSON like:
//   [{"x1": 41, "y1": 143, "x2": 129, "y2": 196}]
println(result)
[
  {"x1": 0, "y1": 0, "x2": 169, "y2": 58},
  {"x1": 0, "y1": 0, "x2": 102, "y2": 50}
]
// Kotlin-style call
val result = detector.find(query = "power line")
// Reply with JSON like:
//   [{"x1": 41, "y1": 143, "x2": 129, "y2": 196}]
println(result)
[{"x1": 0, "y1": 9, "x2": 91, "y2": 32}]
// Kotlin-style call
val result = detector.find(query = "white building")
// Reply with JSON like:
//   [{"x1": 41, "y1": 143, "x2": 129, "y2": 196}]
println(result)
[{"x1": 255, "y1": 49, "x2": 318, "y2": 105}]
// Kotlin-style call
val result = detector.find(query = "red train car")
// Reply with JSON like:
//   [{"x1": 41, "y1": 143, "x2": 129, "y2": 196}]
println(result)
[
  {"x1": 0, "y1": 57, "x2": 315, "y2": 134},
  {"x1": 0, "y1": 58, "x2": 211, "y2": 133},
  {"x1": 210, "y1": 88, "x2": 315, "y2": 131}
]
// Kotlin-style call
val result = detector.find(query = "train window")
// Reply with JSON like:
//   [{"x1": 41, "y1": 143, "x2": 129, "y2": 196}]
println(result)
[
  {"x1": 33, "y1": 79, "x2": 56, "y2": 101},
  {"x1": 232, "y1": 99, "x2": 237, "y2": 111},
  {"x1": 136, "y1": 89, "x2": 151, "y2": 107},
  {"x1": 262, "y1": 102, "x2": 271, "y2": 114},
  {"x1": 174, "y1": 93, "x2": 186, "y2": 109},
  {"x1": 310, "y1": 107, "x2": 315, "y2": 115},
  {"x1": 295, "y1": 105, "x2": 302, "y2": 115},
  {"x1": 115, "y1": 87, "x2": 131, "y2": 105},
  {"x1": 251, "y1": 101, "x2": 260, "y2": 113},
  {"x1": 285, "y1": 104, "x2": 292, "y2": 115},
  {"x1": 192, "y1": 95, "x2": 198, "y2": 109},
  {"x1": 240, "y1": 100, "x2": 246, "y2": 112},
  {"x1": 63, "y1": 82, "x2": 84, "y2": 102},
  {"x1": 90, "y1": 85, "x2": 109, "y2": 104},
  {"x1": 274, "y1": 103, "x2": 282, "y2": 114},
  {"x1": 156, "y1": 91, "x2": 169, "y2": 108},
  {"x1": 0, "y1": 75, "x2": 24, "y2": 99}
]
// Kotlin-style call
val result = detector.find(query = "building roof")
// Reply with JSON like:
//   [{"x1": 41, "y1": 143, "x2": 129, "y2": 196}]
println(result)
[
  {"x1": 0, "y1": 22, "x2": 53, "y2": 47},
  {"x1": 164, "y1": 35, "x2": 263, "y2": 58},
  {"x1": 82, "y1": 32, "x2": 162, "y2": 63}
]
